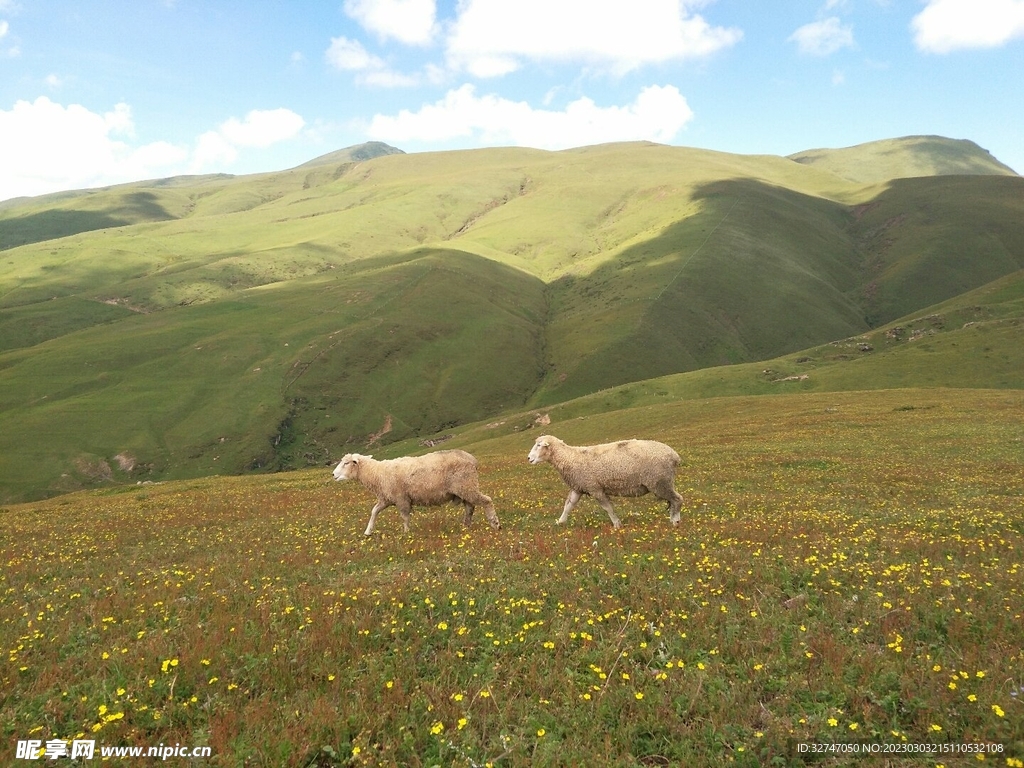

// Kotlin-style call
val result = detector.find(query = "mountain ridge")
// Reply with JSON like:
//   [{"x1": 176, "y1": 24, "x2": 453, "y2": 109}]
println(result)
[{"x1": 1, "y1": 135, "x2": 1022, "y2": 501}]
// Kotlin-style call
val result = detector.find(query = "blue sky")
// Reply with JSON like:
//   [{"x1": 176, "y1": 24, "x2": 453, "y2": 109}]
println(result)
[{"x1": 1, "y1": 0, "x2": 1022, "y2": 201}]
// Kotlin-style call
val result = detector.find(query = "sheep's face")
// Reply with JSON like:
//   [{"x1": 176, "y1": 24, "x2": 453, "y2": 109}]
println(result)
[
  {"x1": 333, "y1": 454, "x2": 361, "y2": 481},
  {"x1": 528, "y1": 438, "x2": 551, "y2": 465}
]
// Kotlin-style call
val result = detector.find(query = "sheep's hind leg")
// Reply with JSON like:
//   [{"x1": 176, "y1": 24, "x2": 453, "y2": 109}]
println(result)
[
  {"x1": 592, "y1": 491, "x2": 622, "y2": 530},
  {"x1": 364, "y1": 500, "x2": 391, "y2": 536},
  {"x1": 557, "y1": 489, "x2": 582, "y2": 525}
]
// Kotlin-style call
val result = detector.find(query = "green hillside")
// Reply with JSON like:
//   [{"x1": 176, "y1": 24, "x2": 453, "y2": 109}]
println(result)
[
  {"x1": 789, "y1": 135, "x2": 1018, "y2": 184},
  {"x1": 1, "y1": 137, "x2": 1022, "y2": 502}
]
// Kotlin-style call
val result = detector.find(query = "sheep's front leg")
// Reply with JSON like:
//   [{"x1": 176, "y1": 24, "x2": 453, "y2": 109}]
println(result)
[
  {"x1": 364, "y1": 500, "x2": 391, "y2": 536},
  {"x1": 397, "y1": 498, "x2": 413, "y2": 532},
  {"x1": 462, "y1": 501, "x2": 475, "y2": 526},
  {"x1": 592, "y1": 491, "x2": 622, "y2": 530},
  {"x1": 557, "y1": 489, "x2": 582, "y2": 525}
]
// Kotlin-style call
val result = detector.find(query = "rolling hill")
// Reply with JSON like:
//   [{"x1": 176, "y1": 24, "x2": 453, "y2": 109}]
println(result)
[{"x1": 0, "y1": 136, "x2": 1021, "y2": 502}]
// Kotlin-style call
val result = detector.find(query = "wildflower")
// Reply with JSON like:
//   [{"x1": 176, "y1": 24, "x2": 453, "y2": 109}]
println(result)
[
  {"x1": 849, "y1": 723, "x2": 859, "y2": 731},
  {"x1": 991, "y1": 705, "x2": 1005, "y2": 717},
  {"x1": 930, "y1": 724, "x2": 942, "y2": 732},
  {"x1": 635, "y1": 692, "x2": 644, "y2": 700},
  {"x1": 430, "y1": 721, "x2": 444, "y2": 735},
  {"x1": 827, "y1": 718, "x2": 838, "y2": 727},
  {"x1": 537, "y1": 728, "x2": 546, "y2": 737},
  {"x1": 968, "y1": 694, "x2": 978, "y2": 702},
  {"x1": 458, "y1": 718, "x2": 468, "y2": 730}
]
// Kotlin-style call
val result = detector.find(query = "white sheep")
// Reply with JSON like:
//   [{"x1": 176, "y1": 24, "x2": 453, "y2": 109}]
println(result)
[
  {"x1": 333, "y1": 449, "x2": 501, "y2": 535},
  {"x1": 527, "y1": 435, "x2": 684, "y2": 529}
]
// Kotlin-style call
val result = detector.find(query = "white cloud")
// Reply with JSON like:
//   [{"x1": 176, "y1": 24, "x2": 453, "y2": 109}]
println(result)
[
  {"x1": 0, "y1": 20, "x2": 8, "y2": 38},
  {"x1": 0, "y1": 98, "x2": 306, "y2": 201},
  {"x1": 912, "y1": 0, "x2": 1024, "y2": 52},
  {"x1": 343, "y1": 0, "x2": 437, "y2": 45},
  {"x1": 192, "y1": 130, "x2": 238, "y2": 170},
  {"x1": 367, "y1": 83, "x2": 694, "y2": 150},
  {"x1": 445, "y1": 0, "x2": 742, "y2": 77},
  {"x1": 788, "y1": 17, "x2": 855, "y2": 55},
  {"x1": 0, "y1": 98, "x2": 188, "y2": 201},
  {"x1": 218, "y1": 108, "x2": 305, "y2": 148},
  {"x1": 325, "y1": 33, "x2": 424, "y2": 87},
  {"x1": 326, "y1": 35, "x2": 384, "y2": 71},
  {"x1": 188, "y1": 108, "x2": 305, "y2": 171}
]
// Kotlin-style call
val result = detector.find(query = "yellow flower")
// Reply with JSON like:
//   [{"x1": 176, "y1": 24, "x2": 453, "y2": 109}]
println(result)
[
  {"x1": 991, "y1": 704, "x2": 1005, "y2": 717},
  {"x1": 635, "y1": 692, "x2": 644, "y2": 700},
  {"x1": 537, "y1": 728, "x2": 546, "y2": 737},
  {"x1": 849, "y1": 722, "x2": 859, "y2": 731},
  {"x1": 930, "y1": 724, "x2": 942, "y2": 732},
  {"x1": 430, "y1": 721, "x2": 444, "y2": 735},
  {"x1": 458, "y1": 718, "x2": 468, "y2": 730}
]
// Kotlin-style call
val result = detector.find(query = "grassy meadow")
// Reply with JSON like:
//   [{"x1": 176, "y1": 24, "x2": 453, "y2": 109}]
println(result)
[{"x1": 3, "y1": 389, "x2": 1022, "y2": 766}]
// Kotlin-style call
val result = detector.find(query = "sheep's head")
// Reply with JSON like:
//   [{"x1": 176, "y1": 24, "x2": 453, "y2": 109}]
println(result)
[
  {"x1": 333, "y1": 454, "x2": 368, "y2": 481},
  {"x1": 528, "y1": 437, "x2": 553, "y2": 465}
]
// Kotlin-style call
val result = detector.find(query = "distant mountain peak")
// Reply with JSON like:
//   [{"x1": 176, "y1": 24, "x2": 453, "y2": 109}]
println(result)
[
  {"x1": 788, "y1": 135, "x2": 1018, "y2": 184},
  {"x1": 296, "y1": 141, "x2": 405, "y2": 169}
]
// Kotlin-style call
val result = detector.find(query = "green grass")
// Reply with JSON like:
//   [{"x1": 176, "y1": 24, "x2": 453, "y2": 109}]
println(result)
[{"x1": 3, "y1": 388, "x2": 1022, "y2": 766}]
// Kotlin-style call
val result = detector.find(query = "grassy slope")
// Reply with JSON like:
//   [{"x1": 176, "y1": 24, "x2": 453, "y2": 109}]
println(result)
[
  {"x1": 0, "y1": 249, "x2": 546, "y2": 502},
  {"x1": 1, "y1": 137, "x2": 1023, "y2": 501},
  {"x1": 382, "y1": 268, "x2": 1024, "y2": 458}
]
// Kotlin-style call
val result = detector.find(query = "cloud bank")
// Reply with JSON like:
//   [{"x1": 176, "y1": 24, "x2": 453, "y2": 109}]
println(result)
[
  {"x1": 0, "y1": 99, "x2": 305, "y2": 201},
  {"x1": 912, "y1": 0, "x2": 1024, "y2": 52},
  {"x1": 367, "y1": 84, "x2": 694, "y2": 150}
]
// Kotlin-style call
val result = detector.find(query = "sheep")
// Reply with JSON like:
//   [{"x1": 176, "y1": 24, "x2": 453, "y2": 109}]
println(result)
[
  {"x1": 332, "y1": 449, "x2": 501, "y2": 535},
  {"x1": 527, "y1": 435, "x2": 684, "y2": 529}
]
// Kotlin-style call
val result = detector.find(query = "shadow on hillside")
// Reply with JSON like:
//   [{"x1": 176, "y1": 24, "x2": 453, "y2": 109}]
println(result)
[
  {"x1": 0, "y1": 192, "x2": 176, "y2": 251},
  {"x1": 539, "y1": 177, "x2": 867, "y2": 403}
]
